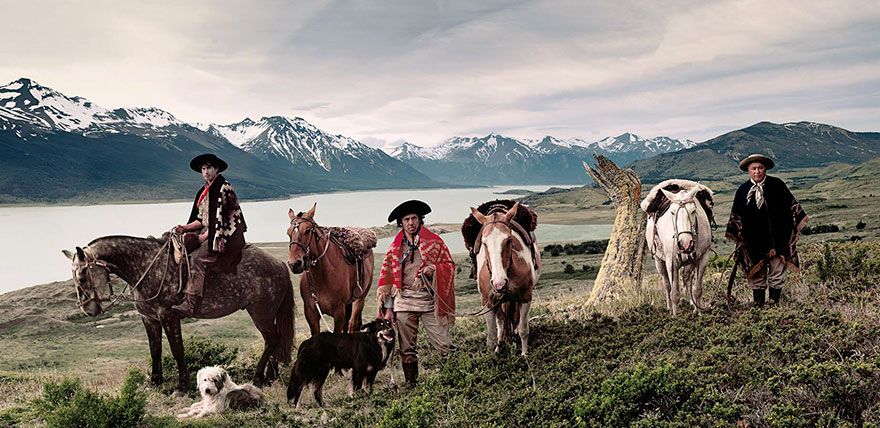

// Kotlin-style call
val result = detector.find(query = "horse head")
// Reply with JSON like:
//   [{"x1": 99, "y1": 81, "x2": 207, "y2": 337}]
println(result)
[
  {"x1": 660, "y1": 188, "x2": 701, "y2": 259},
  {"x1": 287, "y1": 203, "x2": 318, "y2": 274},
  {"x1": 62, "y1": 246, "x2": 114, "y2": 316},
  {"x1": 470, "y1": 202, "x2": 524, "y2": 293}
]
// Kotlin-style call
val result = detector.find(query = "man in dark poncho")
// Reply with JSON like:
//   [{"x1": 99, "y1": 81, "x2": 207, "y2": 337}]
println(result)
[
  {"x1": 172, "y1": 153, "x2": 248, "y2": 316},
  {"x1": 726, "y1": 154, "x2": 808, "y2": 307}
]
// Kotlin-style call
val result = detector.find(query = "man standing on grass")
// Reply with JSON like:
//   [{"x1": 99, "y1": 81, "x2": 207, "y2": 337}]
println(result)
[
  {"x1": 726, "y1": 154, "x2": 808, "y2": 307},
  {"x1": 376, "y1": 200, "x2": 456, "y2": 386}
]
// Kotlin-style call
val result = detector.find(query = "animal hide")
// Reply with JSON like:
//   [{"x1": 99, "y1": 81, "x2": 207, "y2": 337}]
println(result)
[
  {"x1": 461, "y1": 199, "x2": 538, "y2": 252},
  {"x1": 326, "y1": 227, "x2": 377, "y2": 262}
]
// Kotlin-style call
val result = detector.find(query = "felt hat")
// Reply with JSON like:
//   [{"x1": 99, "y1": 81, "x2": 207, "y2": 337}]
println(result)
[
  {"x1": 190, "y1": 153, "x2": 228, "y2": 172},
  {"x1": 387, "y1": 200, "x2": 431, "y2": 223},
  {"x1": 738, "y1": 153, "x2": 774, "y2": 171}
]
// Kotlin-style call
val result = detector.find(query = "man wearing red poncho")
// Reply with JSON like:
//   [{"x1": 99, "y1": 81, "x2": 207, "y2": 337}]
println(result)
[{"x1": 376, "y1": 200, "x2": 456, "y2": 386}]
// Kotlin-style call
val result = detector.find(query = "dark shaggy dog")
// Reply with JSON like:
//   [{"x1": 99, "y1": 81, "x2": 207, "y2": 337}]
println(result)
[{"x1": 287, "y1": 318, "x2": 395, "y2": 407}]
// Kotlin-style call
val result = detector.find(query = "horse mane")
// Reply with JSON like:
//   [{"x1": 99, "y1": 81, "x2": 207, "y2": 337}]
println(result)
[
  {"x1": 641, "y1": 179, "x2": 715, "y2": 225},
  {"x1": 87, "y1": 234, "x2": 167, "y2": 247},
  {"x1": 461, "y1": 199, "x2": 537, "y2": 249}
]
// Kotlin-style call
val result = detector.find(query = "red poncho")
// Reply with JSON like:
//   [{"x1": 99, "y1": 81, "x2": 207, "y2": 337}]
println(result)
[{"x1": 377, "y1": 227, "x2": 456, "y2": 326}]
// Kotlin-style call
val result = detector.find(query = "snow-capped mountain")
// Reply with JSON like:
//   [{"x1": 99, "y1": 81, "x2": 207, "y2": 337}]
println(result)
[
  {"x1": 0, "y1": 78, "x2": 184, "y2": 136},
  {"x1": 0, "y1": 77, "x2": 440, "y2": 202},
  {"x1": 207, "y1": 116, "x2": 437, "y2": 186},
  {"x1": 389, "y1": 132, "x2": 697, "y2": 185}
]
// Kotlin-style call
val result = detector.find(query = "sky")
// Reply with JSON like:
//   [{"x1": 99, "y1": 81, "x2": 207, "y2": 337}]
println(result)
[{"x1": 2, "y1": 0, "x2": 878, "y2": 147}]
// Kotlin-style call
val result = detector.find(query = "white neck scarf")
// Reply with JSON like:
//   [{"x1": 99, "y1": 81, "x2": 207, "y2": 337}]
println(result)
[{"x1": 747, "y1": 178, "x2": 765, "y2": 209}]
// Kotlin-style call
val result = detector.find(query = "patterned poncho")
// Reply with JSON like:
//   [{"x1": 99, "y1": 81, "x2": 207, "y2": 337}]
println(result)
[
  {"x1": 377, "y1": 227, "x2": 456, "y2": 325},
  {"x1": 726, "y1": 175, "x2": 807, "y2": 278},
  {"x1": 187, "y1": 174, "x2": 248, "y2": 272}
]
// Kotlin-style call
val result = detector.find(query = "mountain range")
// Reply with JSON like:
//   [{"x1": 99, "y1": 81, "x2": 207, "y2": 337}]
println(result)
[
  {"x1": 0, "y1": 78, "x2": 440, "y2": 203},
  {"x1": 630, "y1": 121, "x2": 880, "y2": 182},
  {"x1": 385, "y1": 133, "x2": 696, "y2": 185},
  {"x1": 2, "y1": 77, "x2": 876, "y2": 203}
]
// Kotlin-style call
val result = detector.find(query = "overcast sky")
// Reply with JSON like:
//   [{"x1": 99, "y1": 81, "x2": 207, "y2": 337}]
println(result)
[{"x1": 2, "y1": 0, "x2": 878, "y2": 147}]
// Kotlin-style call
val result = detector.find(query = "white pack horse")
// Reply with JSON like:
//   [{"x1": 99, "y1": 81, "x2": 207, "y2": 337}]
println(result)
[{"x1": 642, "y1": 182, "x2": 713, "y2": 316}]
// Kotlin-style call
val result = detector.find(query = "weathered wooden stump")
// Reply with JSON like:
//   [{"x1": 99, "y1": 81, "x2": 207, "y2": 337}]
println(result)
[{"x1": 583, "y1": 155, "x2": 646, "y2": 305}]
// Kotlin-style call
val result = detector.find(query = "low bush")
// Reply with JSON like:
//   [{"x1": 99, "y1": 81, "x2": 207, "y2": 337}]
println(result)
[
  {"x1": 161, "y1": 335, "x2": 251, "y2": 392},
  {"x1": 26, "y1": 369, "x2": 147, "y2": 427}
]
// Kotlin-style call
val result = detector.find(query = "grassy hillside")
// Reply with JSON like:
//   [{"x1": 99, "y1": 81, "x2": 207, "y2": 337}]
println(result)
[{"x1": 3, "y1": 166, "x2": 880, "y2": 426}]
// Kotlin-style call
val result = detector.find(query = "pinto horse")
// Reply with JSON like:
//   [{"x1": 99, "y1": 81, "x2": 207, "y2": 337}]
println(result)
[
  {"x1": 644, "y1": 184, "x2": 713, "y2": 316},
  {"x1": 470, "y1": 202, "x2": 541, "y2": 356},
  {"x1": 62, "y1": 235, "x2": 295, "y2": 395},
  {"x1": 287, "y1": 204, "x2": 375, "y2": 335}
]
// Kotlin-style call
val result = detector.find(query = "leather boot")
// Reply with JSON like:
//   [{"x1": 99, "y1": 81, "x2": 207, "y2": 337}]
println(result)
[
  {"x1": 173, "y1": 265, "x2": 205, "y2": 317},
  {"x1": 172, "y1": 293, "x2": 201, "y2": 317},
  {"x1": 402, "y1": 362, "x2": 418, "y2": 386},
  {"x1": 768, "y1": 288, "x2": 782, "y2": 304},
  {"x1": 753, "y1": 289, "x2": 766, "y2": 308}
]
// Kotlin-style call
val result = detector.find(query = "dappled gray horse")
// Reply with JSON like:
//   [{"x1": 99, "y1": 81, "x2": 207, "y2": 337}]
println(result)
[{"x1": 63, "y1": 235, "x2": 295, "y2": 395}]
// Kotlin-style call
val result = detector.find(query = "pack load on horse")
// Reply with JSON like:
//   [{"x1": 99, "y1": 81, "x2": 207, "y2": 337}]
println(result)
[
  {"x1": 462, "y1": 200, "x2": 541, "y2": 356},
  {"x1": 63, "y1": 232, "x2": 295, "y2": 395},
  {"x1": 287, "y1": 203, "x2": 377, "y2": 335},
  {"x1": 462, "y1": 199, "x2": 538, "y2": 279},
  {"x1": 641, "y1": 179, "x2": 715, "y2": 316}
]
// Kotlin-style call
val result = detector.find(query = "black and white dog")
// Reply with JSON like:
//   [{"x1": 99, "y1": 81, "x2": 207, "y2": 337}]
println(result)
[
  {"x1": 287, "y1": 318, "x2": 395, "y2": 407},
  {"x1": 177, "y1": 366, "x2": 264, "y2": 419}
]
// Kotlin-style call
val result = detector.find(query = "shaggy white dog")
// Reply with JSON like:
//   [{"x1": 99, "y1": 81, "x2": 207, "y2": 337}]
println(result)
[{"x1": 177, "y1": 366, "x2": 264, "y2": 419}]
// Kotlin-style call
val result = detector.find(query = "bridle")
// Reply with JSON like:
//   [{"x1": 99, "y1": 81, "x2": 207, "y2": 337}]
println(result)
[
  {"x1": 288, "y1": 218, "x2": 331, "y2": 271},
  {"x1": 476, "y1": 220, "x2": 517, "y2": 281},
  {"x1": 669, "y1": 199, "x2": 700, "y2": 260},
  {"x1": 73, "y1": 235, "x2": 175, "y2": 313}
]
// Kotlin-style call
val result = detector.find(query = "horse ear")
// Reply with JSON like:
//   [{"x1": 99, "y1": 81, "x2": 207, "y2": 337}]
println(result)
[
  {"x1": 660, "y1": 189, "x2": 675, "y2": 202},
  {"x1": 505, "y1": 202, "x2": 520, "y2": 222},
  {"x1": 288, "y1": 208, "x2": 297, "y2": 220},
  {"x1": 304, "y1": 203, "x2": 316, "y2": 220},
  {"x1": 470, "y1": 207, "x2": 486, "y2": 224},
  {"x1": 76, "y1": 247, "x2": 86, "y2": 261},
  {"x1": 62, "y1": 249, "x2": 75, "y2": 260}
]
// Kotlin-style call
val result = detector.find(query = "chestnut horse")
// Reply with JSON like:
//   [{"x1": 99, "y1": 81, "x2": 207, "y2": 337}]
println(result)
[
  {"x1": 62, "y1": 234, "x2": 295, "y2": 395},
  {"x1": 287, "y1": 204, "x2": 375, "y2": 335},
  {"x1": 470, "y1": 202, "x2": 541, "y2": 356}
]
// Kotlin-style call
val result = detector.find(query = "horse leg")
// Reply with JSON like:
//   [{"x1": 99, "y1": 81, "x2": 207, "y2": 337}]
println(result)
[
  {"x1": 692, "y1": 253, "x2": 709, "y2": 313},
  {"x1": 483, "y1": 310, "x2": 498, "y2": 354},
  {"x1": 300, "y1": 281, "x2": 321, "y2": 336},
  {"x1": 655, "y1": 259, "x2": 672, "y2": 310},
  {"x1": 142, "y1": 317, "x2": 164, "y2": 387},
  {"x1": 666, "y1": 261, "x2": 681, "y2": 317},
  {"x1": 246, "y1": 307, "x2": 279, "y2": 387},
  {"x1": 333, "y1": 305, "x2": 347, "y2": 333},
  {"x1": 516, "y1": 302, "x2": 531, "y2": 357},
  {"x1": 161, "y1": 319, "x2": 189, "y2": 395},
  {"x1": 494, "y1": 306, "x2": 507, "y2": 356},
  {"x1": 347, "y1": 298, "x2": 365, "y2": 333}
]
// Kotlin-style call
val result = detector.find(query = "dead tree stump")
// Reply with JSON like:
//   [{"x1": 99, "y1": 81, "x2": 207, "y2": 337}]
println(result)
[{"x1": 583, "y1": 155, "x2": 646, "y2": 305}]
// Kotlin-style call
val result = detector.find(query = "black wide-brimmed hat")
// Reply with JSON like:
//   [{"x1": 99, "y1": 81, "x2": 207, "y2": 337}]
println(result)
[
  {"x1": 738, "y1": 153, "x2": 774, "y2": 171},
  {"x1": 387, "y1": 200, "x2": 431, "y2": 223},
  {"x1": 190, "y1": 153, "x2": 228, "y2": 172}
]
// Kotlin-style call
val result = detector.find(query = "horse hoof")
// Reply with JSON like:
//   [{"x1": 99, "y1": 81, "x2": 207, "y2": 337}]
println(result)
[{"x1": 170, "y1": 390, "x2": 187, "y2": 399}]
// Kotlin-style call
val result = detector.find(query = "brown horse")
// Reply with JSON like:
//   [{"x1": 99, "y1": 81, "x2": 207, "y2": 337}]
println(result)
[
  {"x1": 470, "y1": 202, "x2": 541, "y2": 356},
  {"x1": 287, "y1": 204, "x2": 375, "y2": 335},
  {"x1": 62, "y1": 234, "x2": 295, "y2": 395}
]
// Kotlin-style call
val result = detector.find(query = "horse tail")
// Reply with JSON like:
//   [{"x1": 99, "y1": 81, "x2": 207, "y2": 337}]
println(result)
[{"x1": 274, "y1": 273, "x2": 296, "y2": 365}]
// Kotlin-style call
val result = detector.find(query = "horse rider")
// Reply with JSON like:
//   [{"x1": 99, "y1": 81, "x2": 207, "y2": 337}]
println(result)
[
  {"x1": 172, "y1": 153, "x2": 248, "y2": 317},
  {"x1": 376, "y1": 200, "x2": 456, "y2": 385},
  {"x1": 725, "y1": 154, "x2": 808, "y2": 307}
]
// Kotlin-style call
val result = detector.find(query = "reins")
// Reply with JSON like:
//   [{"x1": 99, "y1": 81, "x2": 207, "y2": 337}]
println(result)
[{"x1": 76, "y1": 233, "x2": 177, "y2": 312}]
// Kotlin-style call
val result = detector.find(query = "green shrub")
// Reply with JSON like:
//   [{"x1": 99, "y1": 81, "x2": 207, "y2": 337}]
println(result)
[
  {"x1": 377, "y1": 394, "x2": 437, "y2": 428},
  {"x1": 32, "y1": 369, "x2": 147, "y2": 428},
  {"x1": 161, "y1": 335, "x2": 246, "y2": 390}
]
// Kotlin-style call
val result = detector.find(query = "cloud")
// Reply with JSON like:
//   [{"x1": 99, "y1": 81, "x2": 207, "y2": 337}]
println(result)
[{"x1": 2, "y1": 0, "x2": 878, "y2": 146}]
